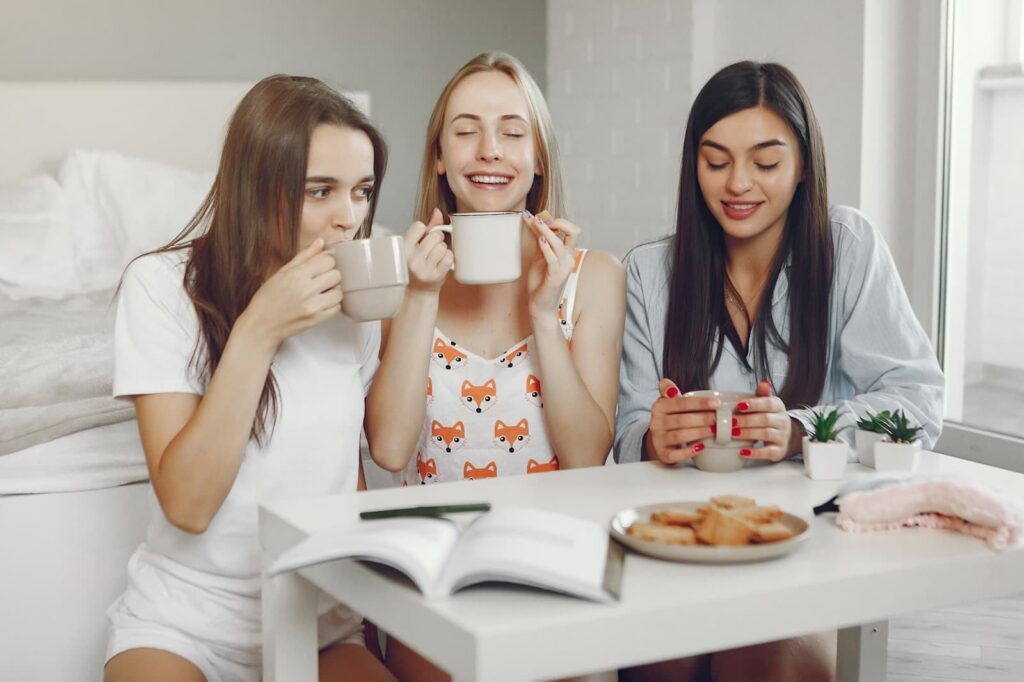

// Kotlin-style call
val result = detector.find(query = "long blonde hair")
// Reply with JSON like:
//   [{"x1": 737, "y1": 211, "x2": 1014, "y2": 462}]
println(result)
[{"x1": 415, "y1": 52, "x2": 565, "y2": 222}]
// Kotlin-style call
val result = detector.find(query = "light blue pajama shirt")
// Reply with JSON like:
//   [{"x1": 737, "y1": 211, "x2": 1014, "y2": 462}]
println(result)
[{"x1": 614, "y1": 205, "x2": 944, "y2": 463}]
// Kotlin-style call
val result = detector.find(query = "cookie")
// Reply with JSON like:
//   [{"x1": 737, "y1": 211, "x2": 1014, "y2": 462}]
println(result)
[
  {"x1": 650, "y1": 506, "x2": 702, "y2": 527},
  {"x1": 627, "y1": 521, "x2": 697, "y2": 545},
  {"x1": 732, "y1": 505, "x2": 784, "y2": 524},
  {"x1": 710, "y1": 494, "x2": 756, "y2": 509},
  {"x1": 752, "y1": 521, "x2": 795, "y2": 543},
  {"x1": 696, "y1": 507, "x2": 755, "y2": 546}
]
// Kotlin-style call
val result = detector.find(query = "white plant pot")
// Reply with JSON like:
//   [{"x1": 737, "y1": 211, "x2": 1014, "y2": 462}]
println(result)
[
  {"x1": 855, "y1": 430, "x2": 889, "y2": 468},
  {"x1": 873, "y1": 440, "x2": 921, "y2": 473},
  {"x1": 802, "y1": 437, "x2": 849, "y2": 480}
]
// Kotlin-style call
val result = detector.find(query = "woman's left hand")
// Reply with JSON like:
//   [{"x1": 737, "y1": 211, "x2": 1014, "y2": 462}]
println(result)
[
  {"x1": 735, "y1": 380, "x2": 796, "y2": 462},
  {"x1": 524, "y1": 211, "x2": 581, "y2": 319}
]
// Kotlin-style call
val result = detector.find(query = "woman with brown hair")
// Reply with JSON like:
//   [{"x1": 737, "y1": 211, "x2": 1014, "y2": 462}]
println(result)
[
  {"x1": 615, "y1": 61, "x2": 943, "y2": 680},
  {"x1": 103, "y1": 75, "x2": 395, "y2": 681}
]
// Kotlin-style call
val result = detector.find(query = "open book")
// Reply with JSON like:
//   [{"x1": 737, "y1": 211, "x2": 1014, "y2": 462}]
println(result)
[{"x1": 269, "y1": 507, "x2": 622, "y2": 603}]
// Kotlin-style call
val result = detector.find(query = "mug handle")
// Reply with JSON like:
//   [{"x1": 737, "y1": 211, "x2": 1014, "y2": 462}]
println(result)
[
  {"x1": 715, "y1": 403, "x2": 732, "y2": 445},
  {"x1": 428, "y1": 225, "x2": 455, "y2": 271}
]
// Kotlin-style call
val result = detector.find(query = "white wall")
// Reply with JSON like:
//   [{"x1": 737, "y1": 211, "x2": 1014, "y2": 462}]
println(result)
[
  {"x1": 547, "y1": 0, "x2": 694, "y2": 257},
  {"x1": 548, "y1": 0, "x2": 868, "y2": 260},
  {"x1": 0, "y1": 0, "x2": 547, "y2": 232}
]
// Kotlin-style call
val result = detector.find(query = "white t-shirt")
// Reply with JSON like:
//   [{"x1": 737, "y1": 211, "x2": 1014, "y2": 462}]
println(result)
[{"x1": 114, "y1": 250, "x2": 379, "y2": 578}]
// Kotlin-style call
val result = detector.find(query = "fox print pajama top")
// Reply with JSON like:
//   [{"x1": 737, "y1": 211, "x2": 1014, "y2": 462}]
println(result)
[{"x1": 402, "y1": 250, "x2": 588, "y2": 485}]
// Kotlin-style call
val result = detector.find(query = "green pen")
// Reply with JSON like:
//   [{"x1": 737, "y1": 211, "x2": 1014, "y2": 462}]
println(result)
[{"x1": 359, "y1": 502, "x2": 491, "y2": 520}]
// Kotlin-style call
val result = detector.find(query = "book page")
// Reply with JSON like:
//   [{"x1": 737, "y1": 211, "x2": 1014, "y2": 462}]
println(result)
[
  {"x1": 437, "y1": 507, "x2": 615, "y2": 603},
  {"x1": 270, "y1": 517, "x2": 460, "y2": 597}
]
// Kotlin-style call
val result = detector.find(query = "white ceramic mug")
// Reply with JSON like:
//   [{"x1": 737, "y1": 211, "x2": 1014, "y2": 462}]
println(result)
[
  {"x1": 430, "y1": 211, "x2": 522, "y2": 284},
  {"x1": 681, "y1": 389, "x2": 756, "y2": 473}
]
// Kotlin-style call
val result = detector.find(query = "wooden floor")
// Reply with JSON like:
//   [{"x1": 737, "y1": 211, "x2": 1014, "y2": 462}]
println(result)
[{"x1": 888, "y1": 593, "x2": 1024, "y2": 681}]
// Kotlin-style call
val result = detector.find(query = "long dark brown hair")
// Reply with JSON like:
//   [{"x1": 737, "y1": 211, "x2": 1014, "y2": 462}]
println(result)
[
  {"x1": 146, "y1": 75, "x2": 388, "y2": 444},
  {"x1": 663, "y1": 61, "x2": 833, "y2": 408}
]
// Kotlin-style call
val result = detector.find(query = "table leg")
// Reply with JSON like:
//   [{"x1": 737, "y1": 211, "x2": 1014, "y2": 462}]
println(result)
[
  {"x1": 262, "y1": 571, "x2": 318, "y2": 682},
  {"x1": 836, "y1": 620, "x2": 888, "y2": 682}
]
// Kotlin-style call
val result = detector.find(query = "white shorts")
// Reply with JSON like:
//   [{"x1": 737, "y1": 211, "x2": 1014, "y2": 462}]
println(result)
[{"x1": 106, "y1": 545, "x2": 364, "y2": 682}]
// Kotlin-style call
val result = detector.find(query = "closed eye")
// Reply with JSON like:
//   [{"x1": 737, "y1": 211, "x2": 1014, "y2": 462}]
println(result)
[
  {"x1": 706, "y1": 161, "x2": 728, "y2": 171},
  {"x1": 756, "y1": 162, "x2": 780, "y2": 171}
]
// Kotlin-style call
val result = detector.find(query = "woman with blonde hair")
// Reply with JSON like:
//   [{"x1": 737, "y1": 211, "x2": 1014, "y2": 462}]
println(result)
[{"x1": 366, "y1": 52, "x2": 626, "y2": 680}]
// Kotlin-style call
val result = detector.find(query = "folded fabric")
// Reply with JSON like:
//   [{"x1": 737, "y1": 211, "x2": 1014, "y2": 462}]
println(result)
[{"x1": 815, "y1": 475, "x2": 1024, "y2": 550}]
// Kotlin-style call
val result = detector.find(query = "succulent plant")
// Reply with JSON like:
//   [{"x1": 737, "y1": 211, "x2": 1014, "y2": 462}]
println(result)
[
  {"x1": 879, "y1": 409, "x2": 923, "y2": 444},
  {"x1": 803, "y1": 405, "x2": 841, "y2": 443},
  {"x1": 856, "y1": 410, "x2": 893, "y2": 434}
]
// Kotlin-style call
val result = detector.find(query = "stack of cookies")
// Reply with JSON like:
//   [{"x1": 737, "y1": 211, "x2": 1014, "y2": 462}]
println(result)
[{"x1": 627, "y1": 495, "x2": 795, "y2": 546}]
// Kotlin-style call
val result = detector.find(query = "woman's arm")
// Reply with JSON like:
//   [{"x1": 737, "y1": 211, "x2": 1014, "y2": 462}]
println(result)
[
  {"x1": 134, "y1": 240, "x2": 342, "y2": 533},
  {"x1": 614, "y1": 248, "x2": 665, "y2": 463},
  {"x1": 525, "y1": 215, "x2": 626, "y2": 467},
  {"x1": 789, "y1": 208, "x2": 945, "y2": 449},
  {"x1": 365, "y1": 213, "x2": 451, "y2": 471}
]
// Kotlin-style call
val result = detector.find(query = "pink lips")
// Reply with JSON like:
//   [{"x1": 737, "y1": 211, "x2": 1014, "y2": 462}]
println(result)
[{"x1": 721, "y1": 201, "x2": 763, "y2": 220}]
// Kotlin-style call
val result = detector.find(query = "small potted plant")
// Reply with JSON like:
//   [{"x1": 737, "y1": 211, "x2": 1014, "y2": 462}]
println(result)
[
  {"x1": 873, "y1": 410, "x2": 923, "y2": 473},
  {"x1": 855, "y1": 410, "x2": 892, "y2": 468},
  {"x1": 802, "y1": 406, "x2": 849, "y2": 480}
]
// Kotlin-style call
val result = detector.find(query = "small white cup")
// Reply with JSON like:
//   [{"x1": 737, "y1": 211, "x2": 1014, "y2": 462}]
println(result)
[{"x1": 430, "y1": 211, "x2": 522, "y2": 284}]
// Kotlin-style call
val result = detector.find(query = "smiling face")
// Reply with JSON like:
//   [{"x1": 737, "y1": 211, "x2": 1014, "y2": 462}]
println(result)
[
  {"x1": 435, "y1": 70, "x2": 541, "y2": 214},
  {"x1": 297, "y1": 123, "x2": 376, "y2": 249},
  {"x1": 696, "y1": 106, "x2": 803, "y2": 248}
]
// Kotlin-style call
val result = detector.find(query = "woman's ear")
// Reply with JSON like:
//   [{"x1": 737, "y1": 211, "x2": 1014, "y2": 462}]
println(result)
[{"x1": 436, "y1": 157, "x2": 446, "y2": 175}]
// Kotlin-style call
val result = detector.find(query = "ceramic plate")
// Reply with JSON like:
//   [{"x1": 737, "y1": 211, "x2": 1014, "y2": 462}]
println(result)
[{"x1": 610, "y1": 501, "x2": 812, "y2": 564}]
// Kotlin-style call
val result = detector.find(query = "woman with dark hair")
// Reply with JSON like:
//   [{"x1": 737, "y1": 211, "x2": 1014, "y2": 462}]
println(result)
[
  {"x1": 615, "y1": 62, "x2": 943, "y2": 680},
  {"x1": 103, "y1": 75, "x2": 395, "y2": 681}
]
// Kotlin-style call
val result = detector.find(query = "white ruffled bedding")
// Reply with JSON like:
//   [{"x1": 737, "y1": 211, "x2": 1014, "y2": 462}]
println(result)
[{"x1": 0, "y1": 288, "x2": 135, "y2": 456}]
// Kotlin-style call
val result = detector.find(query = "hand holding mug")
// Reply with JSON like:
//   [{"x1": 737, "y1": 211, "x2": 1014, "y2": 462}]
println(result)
[
  {"x1": 245, "y1": 238, "x2": 343, "y2": 346},
  {"x1": 403, "y1": 208, "x2": 452, "y2": 295},
  {"x1": 644, "y1": 378, "x2": 720, "y2": 464},
  {"x1": 525, "y1": 210, "x2": 581, "y2": 319},
  {"x1": 732, "y1": 380, "x2": 795, "y2": 462}
]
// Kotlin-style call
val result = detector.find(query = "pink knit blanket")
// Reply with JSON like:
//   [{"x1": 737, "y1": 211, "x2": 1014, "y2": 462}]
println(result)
[{"x1": 834, "y1": 477, "x2": 1024, "y2": 550}]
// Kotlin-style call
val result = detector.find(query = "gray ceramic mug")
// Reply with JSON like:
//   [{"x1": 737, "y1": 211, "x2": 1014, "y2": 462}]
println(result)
[
  {"x1": 682, "y1": 389, "x2": 757, "y2": 473},
  {"x1": 328, "y1": 235, "x2": 408, "y2": 321}
]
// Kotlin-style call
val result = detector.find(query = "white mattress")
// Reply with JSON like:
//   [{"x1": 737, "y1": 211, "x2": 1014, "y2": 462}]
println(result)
[{"x1": 0, "y1": 419, "x2": 147, "y2": 495}]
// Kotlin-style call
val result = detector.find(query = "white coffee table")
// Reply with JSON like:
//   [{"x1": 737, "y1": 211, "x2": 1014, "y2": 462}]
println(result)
[{"x1": 260, "y1": 453, "x2": 1024, "y2": 681}]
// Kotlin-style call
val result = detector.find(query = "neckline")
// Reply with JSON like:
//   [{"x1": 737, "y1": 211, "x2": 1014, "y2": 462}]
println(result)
[{"x1": 434, "y1": 327, "x2": 534, "y2": 363}]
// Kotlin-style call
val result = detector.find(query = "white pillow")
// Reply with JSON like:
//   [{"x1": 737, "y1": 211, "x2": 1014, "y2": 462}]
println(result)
[
  {"x1": 0, "y1": 174, "x2": 81, "y2": 299},
  {"x1": 59, "y1": 150, "x2": 213, "y2": 292}
]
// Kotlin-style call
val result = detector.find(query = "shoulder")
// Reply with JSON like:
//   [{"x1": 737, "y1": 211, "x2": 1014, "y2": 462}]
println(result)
[
  {"x1": 123, "y1": 249, "x2": 189, "y2": 291},
  {"x1": 828, "y1": 205, "x2": 884, "y2": 259},
  {"x1": 577, "y1": 248, "x2": 624, "y2": 282},
  {"x1": 622, "y1": 237, "x2": 673, "y2": 273},
  {"x1": 575, "y1": 249, "x2": 625, "y2": 310}
]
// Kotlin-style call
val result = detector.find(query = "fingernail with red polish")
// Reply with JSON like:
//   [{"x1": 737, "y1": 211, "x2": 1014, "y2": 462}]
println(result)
[
  {"x1": 732, "y1": 427, "x2": 741, "y2": 437},
  {"x1": 693, "y1": 443, "x2": 705, "y2": 452},
  {"x1": 710, "y1": 425, "x2": 717, "y2": 434},
  {"x1": 667, "y1": 387, "x2": 679, "y2": 398},
  {"x1": 732, "y1": 417, "x2": 738, "y2": 427},
  {"x1": 738, "y1": 402, "x2": 749, "y2": 411},
  {"x1": 740, "y1": 449, "x2": 752, "y2": 457}
]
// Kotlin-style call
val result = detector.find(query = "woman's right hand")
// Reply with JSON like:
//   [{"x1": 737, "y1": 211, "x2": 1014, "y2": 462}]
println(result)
[
  {"x1": 403, "y1": 208, "x2": 453, "y2": 296},
  {"x1": 644, "y1": 379, "x2": 721, "y2": 464},
  {"x1": 242, "y1": 237, "x2": 343, "y2": 347}
]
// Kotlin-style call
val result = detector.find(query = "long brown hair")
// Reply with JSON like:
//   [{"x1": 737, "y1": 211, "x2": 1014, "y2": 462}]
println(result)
[
  {"x1": 662, "y1": 61, "x2": 833, "y2": 408},
  {"x1": 415, "y1": 51, "x2": 565, "y2": 222},
  {"x1": 148, "y1": 75, "x2": 388, "y2": 444}
]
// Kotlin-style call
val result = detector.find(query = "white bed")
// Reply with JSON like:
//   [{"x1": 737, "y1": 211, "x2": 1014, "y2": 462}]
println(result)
[{"x1": 0, "y1": 80, "x2": 373, "y2": 681}]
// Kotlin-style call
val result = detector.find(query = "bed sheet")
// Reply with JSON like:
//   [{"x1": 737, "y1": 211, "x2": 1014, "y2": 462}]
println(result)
[{"x1": 0, "y1": 419, "x2": 147, "y2": 495}]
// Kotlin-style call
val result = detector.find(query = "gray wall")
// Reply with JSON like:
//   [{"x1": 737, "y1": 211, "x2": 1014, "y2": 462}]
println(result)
[{"x1": 0, "y1": 0, "x2": 548, "y2": 230}]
